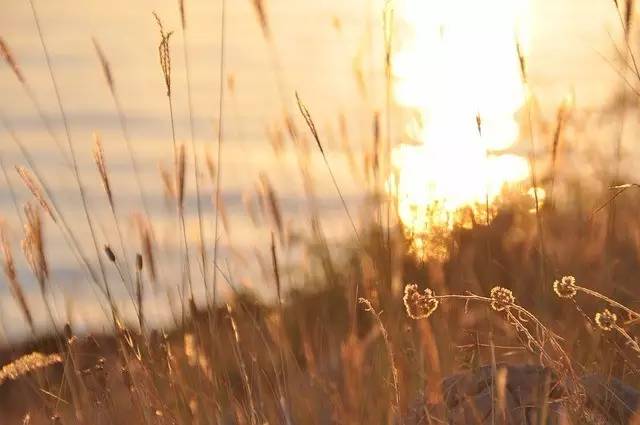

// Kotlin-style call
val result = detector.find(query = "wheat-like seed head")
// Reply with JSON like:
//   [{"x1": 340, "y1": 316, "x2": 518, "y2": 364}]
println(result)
[
  {"x1": 176, "y1": 143, "x2": 186, "y2": 208},
  {"x1": 179, "y1": 0, "x2": 186, "y2": 29},
  {"x1": 21, "y1": 204, "x2": 48, "y2": 290},
  {"x1": 205, "y1": 149, "x2": 216, "y2": 184},
  {"x1": 159, "y1": 162, "x2": 176, "y2": 202},
  {"x1": 259, "y1": 174, "x2": 283, "y2": 240},
  {"x1": 153, "y1": 12, "x2": 173, "y2": 97},
  {"x1": 251, "y1": 0, "x2": 270, "y2": 38},
  {"x1": 104, "y1": 245, "x2": 116, "y2": 263},
  {"x1": 0, "y1": 37, "x2": 25, "y2": 83},
  {"x1": 135, "y1": 214, "x2": 156, "y2": 284},
  {"x1": 0, "y1": 222, "x2": 33, "y2": 329},
  {"x1": 184, "y1": 333, "x2": 197, "y2": 366},
  {"x1": 516, "y1": 41, "x2": 527, "y2": 82},
  {"x1": 93, "y1": 133, "x2": 113, "y2": 207},
  {"x1": 92, "y1": 39, "x2": 113, "y2": 91},
  {"x1": 0, "y1": 352, "x2": 62, "y2": 385},
  {"x1": 15, "y1": 166, "x2": 55, "y2": 222}
]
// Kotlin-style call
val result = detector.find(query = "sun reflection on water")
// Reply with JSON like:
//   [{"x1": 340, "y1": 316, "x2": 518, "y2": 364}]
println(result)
[{"x1": 389, "y1": 0, "x2": 535, "y2": 259}]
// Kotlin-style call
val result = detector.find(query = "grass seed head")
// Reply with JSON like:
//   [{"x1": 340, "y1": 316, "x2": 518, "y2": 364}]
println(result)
[
  {"x1": 0, "y1": 352, "x2": 62, "y2": 385},
  {"x1": 153, "y1": 12, "x2": 173, "y2": 97},
  {"x1": 21, "y1": 204, "x2": 48, "y2": 290},
  {"x1": 15, "y1": 166, "x2": 55, "y2": 222},
  {"x1": 93, "y1": 133, "x2": 113, "y2": 207},
  {"x1": 0, "y1": 37, "x2": 25, "y2": 83}
]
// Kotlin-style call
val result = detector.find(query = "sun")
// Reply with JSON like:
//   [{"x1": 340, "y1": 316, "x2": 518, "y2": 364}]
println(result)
[{"x1": 388, "y1": 0, "x2": 534, "y2": 258}]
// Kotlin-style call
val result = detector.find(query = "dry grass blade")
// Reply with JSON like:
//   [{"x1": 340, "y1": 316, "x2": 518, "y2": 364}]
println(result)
[
  {"x1": 92, "y1": 38, "x2": 113, "y2": 91},
  {"x1": 93, "y1": 132, "x2": 113, "y2": 207},
  {"x1": 0, "y1": 37, "x2": 25, "y2": 83},
  {"x1": 0, "y1": 352, "x2": 62, "y2": 385},
  {"x1": 251, "y1": 0, "x2": 270, "y2": 38},
  {"x1": 625, "y1": 0, "x2": 635, "y2": 36},
  {"x1": 0, "y1": 222, "x2": 34, "y2": 330},
  {"x1": 135, "y1": 215, "x2": 157, "y2": 285},
  {"x1": 21, "y1": 204, "x2": 48, "y2": 291},
  {"x1": 589, "y1": 183, "x2": 640, "y2": 221},
  {"x1": 296, "y1": 93, "x2": 323, "y2": 154},
  {"x1": 176, "y1": 143, "x2": 186, "y2": 208},
  {"x1": 153, "y1": 12, "x2": 173, "y2": 96},
  {"x1": 516, "y1": 41, "x2": 527, "y2": 82},
  {"x1": 136, "y1": 253, "x2": 144, "y2": 331},
  {"x1": 296, "y1": 92, "x2": 360, "y2": 242},
  {"x1": 205, "y1": 149, "x2": 216, "y2": 184},
  {"x1": 179, "y1": 0, "x2": 186, "y2": 29},
  {"x1": 270, "y1": 232, "x2": 281, "y2": 306},
  {"x1": 15, "y1": 166, "x2": 56, "y2": 222},
  {"x1": 358, "y1": 297, "x2": 401, "y2": 418},
  {"x1": 159, "y1": 162, "x2": 176, "y2": 202},
  {"x1": 551, "y1": 102, "x2": 568, "y2": 167},
  {"x1": 259, "y1": 174, "x2": 283, "y2": 242}
]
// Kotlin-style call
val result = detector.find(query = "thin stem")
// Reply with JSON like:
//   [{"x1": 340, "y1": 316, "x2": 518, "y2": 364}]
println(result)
[
  {"x1": 180, "y1": 7, "x2": 208, "y2": 295},
  {"x1": 104, "y1": 60, "x2": 153, "y2": 218},
  {"x1": 27, "y1": 0, "x2": 111, "y2": 306},
  {"x1": 578, "y1": 286, "x2": 640, "y2": 319},
  {"x1": 1, "y1": 115, "x2": 111, "y2": 309},
  {"x1": 212, "y1": 0, "x2": 226, "y2": 308}
]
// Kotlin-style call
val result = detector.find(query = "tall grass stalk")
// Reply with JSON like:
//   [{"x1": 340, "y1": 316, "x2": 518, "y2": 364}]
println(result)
[
  {"x1": 27, "y1": 0, "x2": 113, "y2": 315},
  {"x1": 0, "y1": 37, "x2": 70, "y2": 166},
  {"x1": 178, "y1": 0, "x2": 209, "y2": 295},
  {"x1": 1, "y1": 115, "x2": 111, "y2": 309},
  {"x1": 153, "y1": 12, "x2": 194, "y2": 306},
  {"x1": 92, "y1": 38, "x2": 152, "y2": 219},
  {"x1": 212, "y1": 0, "x2": 227, "y2": 310},
  {"x1": 296, "y1": 93, "x2": 360, "y2": 244}
]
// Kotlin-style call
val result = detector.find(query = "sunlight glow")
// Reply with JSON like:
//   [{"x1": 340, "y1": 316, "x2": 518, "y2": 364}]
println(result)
[{"x1": 389, "y1": 0, "x2": 534, "y2": 258}]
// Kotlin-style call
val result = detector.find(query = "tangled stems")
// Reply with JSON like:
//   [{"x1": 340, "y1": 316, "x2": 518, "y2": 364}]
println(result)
[
  {"x1": 403, "y1": 285, "x2": 575, "y2": 377},
  {"x1": 554, "y1": 276, "x2": 640, "y2": 357},
  {"x1": 553, "y1": 275, "x2": 640, "y2": 322},
  {"x1": 578, "y1": 286, "x2": 640, "y2": 322}
]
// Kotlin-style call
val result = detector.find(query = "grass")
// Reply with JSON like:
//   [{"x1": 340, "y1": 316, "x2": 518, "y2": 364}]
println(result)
[{"x1": 2, "y1": 0, "x2": 640, "y2": 423}]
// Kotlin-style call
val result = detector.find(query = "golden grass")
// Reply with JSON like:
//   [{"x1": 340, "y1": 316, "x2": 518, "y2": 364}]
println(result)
[
  {"x1": 2, "y1": 0, "x2": 640, "y2": 423},
  {"x1": 0, "y1": 352, "x2": 62, "y2": 386}
]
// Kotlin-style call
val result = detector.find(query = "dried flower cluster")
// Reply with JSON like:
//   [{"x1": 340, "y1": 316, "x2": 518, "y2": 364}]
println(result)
[
  {"x1": 553, "y1": 275, "x2": 577, "y2": 299},
  {"x1": 403, "y1": 284, "x2": 439, "y2": 319},
  {"x1": 490, "y1": 286, "x2": 515, "y2": 312},
  {"x1": 595, "y1": 309, "x2": 617, "y2": 332}
]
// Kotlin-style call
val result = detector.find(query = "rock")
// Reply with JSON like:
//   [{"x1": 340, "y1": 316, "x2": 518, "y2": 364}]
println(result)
[{"x1": 408, "y1": 364, "x2": 640, "y2": 424}]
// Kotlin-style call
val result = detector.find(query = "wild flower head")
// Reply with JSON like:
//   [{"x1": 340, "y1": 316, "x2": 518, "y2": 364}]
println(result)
[
  {"x1": 595, "y1": 309, "x2": 617, "y2": 331},
  {"x1": 553, "y1": 275, "x2": 577, "y2": 299},
  {"x1": 403, "y1": 284, "x2": 439, "y2": 319},
  {"x1": 490, "y1": 286, "x2": 515, "y2": 312}
]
